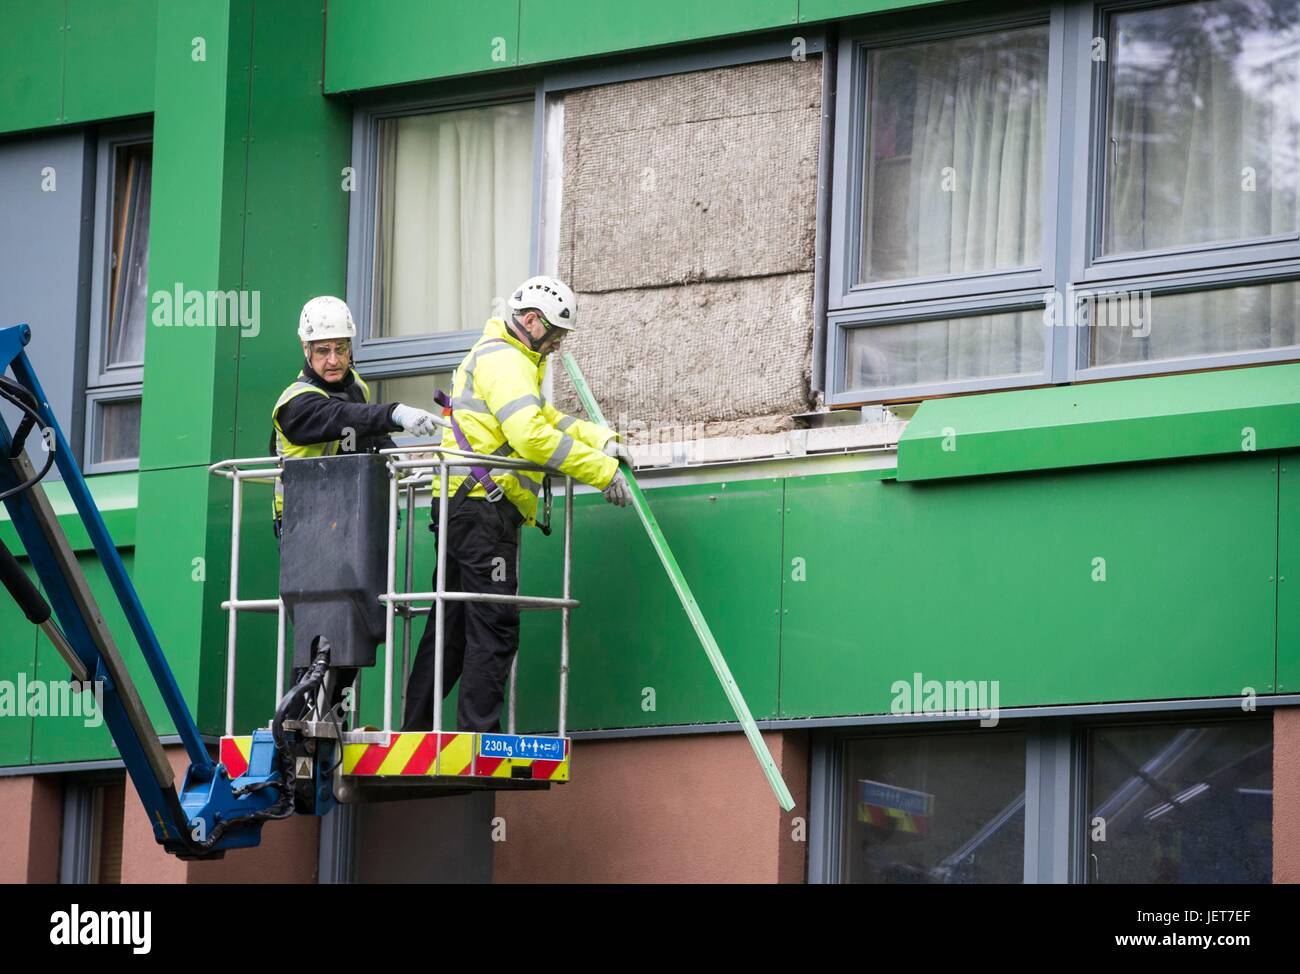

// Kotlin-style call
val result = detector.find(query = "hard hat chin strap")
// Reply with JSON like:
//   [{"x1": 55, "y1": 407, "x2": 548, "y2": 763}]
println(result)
[{"x1": 510, "y1": 312, "x2": 554, "y2": 353}]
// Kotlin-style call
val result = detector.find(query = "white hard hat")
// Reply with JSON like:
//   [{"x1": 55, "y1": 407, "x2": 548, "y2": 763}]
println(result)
[
  {"x1": 298, "y1": 296, "x2": 356, "y2": 343},
  {"x1": 508, "y1": 276, "x2": 577, "y2": 331}
]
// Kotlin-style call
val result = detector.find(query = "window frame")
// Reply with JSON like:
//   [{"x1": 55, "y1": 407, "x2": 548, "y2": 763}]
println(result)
[
  {"x1": 813, "y1": 707, "x2": 1275, "y2": 884},
  {"x1": 1074, "y1": 711, "x2": 1274, "y2": 884},
  {"x1": 829, "y1": 4, "x2": 1064, "y2": 312},
  {"x1": 1072, "y1": 0, "x2": 1300, "y2": 284},
  {"x1": 827, "y1": 0, "x2": 1300, "y2": 404},
  {"x1": 84, "y1": 387, "x2": 144, "y2": 473},
  {"x1": 346, "y1": 83, "x2": 546, "y2": 385},
  {"x1": 84, "y1": 125, "x2": 151, "y2": 474}
]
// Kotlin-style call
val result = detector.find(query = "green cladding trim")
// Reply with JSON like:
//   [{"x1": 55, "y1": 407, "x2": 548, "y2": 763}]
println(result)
[
  {"x1": 898, "y1": 362, "x2": 1300, "y2": 482},
  {"x1": 0, "y1": 472, "x2": 138, "y2": 552}
]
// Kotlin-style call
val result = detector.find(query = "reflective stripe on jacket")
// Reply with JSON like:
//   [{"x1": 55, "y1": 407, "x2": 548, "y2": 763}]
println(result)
[
  {"x1": 438, "y1": 318, "x2": 618, "y2": 526},
  {"x1": 271, "y1": 368, "x2": 374, "y2": 516}
]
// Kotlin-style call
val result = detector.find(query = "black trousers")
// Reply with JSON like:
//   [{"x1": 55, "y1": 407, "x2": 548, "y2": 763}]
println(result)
[{"x1": 401, "y1": 498, "x2": 523, "y2": 733}]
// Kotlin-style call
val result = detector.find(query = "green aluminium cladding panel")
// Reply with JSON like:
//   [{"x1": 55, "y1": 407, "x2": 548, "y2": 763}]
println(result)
[
  {"x1": 0, "y1": 0, "x2": 157, "y2": 135},
  {"x1": 779, "y1": 457, "x2": 1279, "y2": 718},
  {"x1": 325, "y1": 0, "x2": 523, "y2": 93},
  {"x1": 506, "y1": 452, "x2": 1283, "y2": 731},
  {"x1": 898, "y1": 362, "x2": 1300, "y2": 482},
  {"x1": 0, "y1": 551, "x2": 172, "y2": 767},
  {"x1": 514, "y1": 479, "x2": 784, "y2": 732},
  {"x1": 1277, "y1": 451, "x2": 1300, "y2": 693},
  {"x1": 322, "y1": 0, "x2": 960, "y2": 93}
]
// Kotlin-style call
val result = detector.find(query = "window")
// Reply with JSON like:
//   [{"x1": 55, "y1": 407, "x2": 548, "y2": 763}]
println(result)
[
  {"x1": 828, "y1": 0, "x2": 1300, "y2": 403},
  {"x1": 85, "y1": 133, "x2": 152, "y2": 471},
  {"x1": 1085, "y1": 719, "x2": 1272, "y2": 883},
  {"x1": 351, "y1": 95, "x2": 537, "y2": 406},
  {"x1": 60, "y1": 773, "x2": 126, "y2": 884},
  {"x1": 819, "y1": 712, "x2": 1273, "y2": 883},
  {"x1": 840, "y1": 730, "x2": 1027, "y2": 883}
]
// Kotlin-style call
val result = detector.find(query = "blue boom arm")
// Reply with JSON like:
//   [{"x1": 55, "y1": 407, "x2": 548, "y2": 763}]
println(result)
[{"x1": 0, "y1": 323, "x2": 279, "y2": 858}]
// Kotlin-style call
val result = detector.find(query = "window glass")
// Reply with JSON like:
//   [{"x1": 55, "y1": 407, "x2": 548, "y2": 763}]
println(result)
[
  {"x1": 371, "y1": 371, "x2": 454, "y2": 411},
  {"x1": 859, "y1": 26, "x2": 1048, "y2": 284},
  {"x1": 1086, "y1": 720, "x2": 1272, "y2": 883},
  {"x1": 846, "y1": 309, "x2": 1043, "y2": 391},
  {"x1": 841, "y1": 731, "x2": 1026, "y2": 883},
  {"x1": 94, "y1": 399, "x2": 142, "y2": 464},
  {"x1": 107, "y1": 143, "x2": 151, "y2": 367},
  {"x1": 373, "y1": 102, "x2": 533, "y2": 339},
  {"x1": 1090, "y1": 278, "x2": 1300, "y2": 366},
  {"x1": 1103, "y1": 0, "x2": 1300, "y2": 255}
]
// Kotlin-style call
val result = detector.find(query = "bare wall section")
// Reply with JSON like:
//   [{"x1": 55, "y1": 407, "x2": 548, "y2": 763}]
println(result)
[{"x1": 555, "y1": 57, "x2": 820, "y2": 430}]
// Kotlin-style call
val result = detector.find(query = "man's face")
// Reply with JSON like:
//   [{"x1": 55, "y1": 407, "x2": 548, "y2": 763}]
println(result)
[
  {"x1": 307, "y1": 339, "x2": 351, "y2": 382},
  {"x1": 521, "y1": 310, "x2": 567, "y2": 357}
]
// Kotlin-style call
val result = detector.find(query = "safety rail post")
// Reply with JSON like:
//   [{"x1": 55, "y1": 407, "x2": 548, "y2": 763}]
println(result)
[
  {"x1": 559, "y1": 475, "x2": 573, "y2": 737},
  {"x1": 224, "y1": 472, "x2": 242, "y2": 738},
  {"x1": 432, "y1": 459, "x2": 450, "y2": 735},
  {"x1": 383, "y1": 463, "x2": 399, "y2": 733},
  {"x1": 401, "y1": 483, "x2": 415, "y2": 719}
]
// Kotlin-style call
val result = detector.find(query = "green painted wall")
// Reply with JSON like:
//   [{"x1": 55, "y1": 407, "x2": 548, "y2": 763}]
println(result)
[{"x1": 0, "y1": 0, "x2": 157, "y2": 135}]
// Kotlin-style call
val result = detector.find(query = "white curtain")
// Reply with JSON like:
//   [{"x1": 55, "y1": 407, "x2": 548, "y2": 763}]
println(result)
[
  {"x1": 855, "y1": 27, "x2": 1047, "y2": 390},
  {"x1": 375, "y1": 101, "x2": 533, "y2": 338},
  {"x1": 1098, "y1": 0, "x2": 1300, "y2": 366}
]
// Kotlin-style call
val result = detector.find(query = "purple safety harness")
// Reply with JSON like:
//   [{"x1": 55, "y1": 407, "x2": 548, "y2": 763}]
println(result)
[{"x1": 434, "y1": 388, "x2": 505, "y2": 503}]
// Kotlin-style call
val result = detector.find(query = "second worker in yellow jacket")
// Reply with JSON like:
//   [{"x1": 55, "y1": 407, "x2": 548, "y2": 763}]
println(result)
[{"x1": 401, "y1": 275, "x2": 631, "y2": 733}]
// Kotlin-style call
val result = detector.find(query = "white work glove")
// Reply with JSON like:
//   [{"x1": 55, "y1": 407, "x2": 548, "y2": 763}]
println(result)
[
  {"x1": 391, "y1": 403, "x2": 438, "y2": 437},
  {"x1": 602, "y1": 437, "x2": 632, "y2": 463},
  {"x1": 603, "y1": 470, "x2": 632, "y2": 508}
]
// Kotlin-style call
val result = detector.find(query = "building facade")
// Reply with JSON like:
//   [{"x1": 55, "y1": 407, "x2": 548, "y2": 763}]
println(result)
[{"x1": 2, "y1": 0, "x2": 1299, "y2": 883}]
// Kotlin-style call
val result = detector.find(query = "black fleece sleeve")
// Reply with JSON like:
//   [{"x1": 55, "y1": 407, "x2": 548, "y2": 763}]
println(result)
[{"x1": 276, "y1": 394, "x2": 401, "y2": 447}]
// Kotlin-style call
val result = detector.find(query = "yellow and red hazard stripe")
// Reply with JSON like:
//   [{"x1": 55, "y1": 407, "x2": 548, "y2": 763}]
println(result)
[
  {"x1": 220, "y1": 736, "x2": 253, "y2": 779},
  {"x1": 219, "y1": 732, "x2": 570, "y2": 782},
  {"x1": 343, "y1": 732, "x2": 569, "y2": 781},
  {"x1": 857, "y1": 802, "x2": 930, "y2": 834}
]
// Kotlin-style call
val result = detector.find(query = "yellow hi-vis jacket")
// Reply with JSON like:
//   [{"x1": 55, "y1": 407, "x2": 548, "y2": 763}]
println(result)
[
  {"x1": 438, "y1": 318, "x2": 618, "y2": 525},
  {"x1": 270, "y1": 367, "x2": 375, "y2": 518}
]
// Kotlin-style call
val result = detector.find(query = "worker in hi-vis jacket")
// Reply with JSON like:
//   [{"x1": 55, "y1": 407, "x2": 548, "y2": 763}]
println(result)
[
  {"x1": 269, "y1": 295, "x2": 440, "y2": 536},
  {"x1": 401, "y1": 275, "x2": 633, "y2": 734}
]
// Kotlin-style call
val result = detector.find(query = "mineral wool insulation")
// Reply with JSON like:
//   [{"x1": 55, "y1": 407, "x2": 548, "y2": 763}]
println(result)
[{"x1": 553, "y1": 57, "x2": 821, "y2": 436}]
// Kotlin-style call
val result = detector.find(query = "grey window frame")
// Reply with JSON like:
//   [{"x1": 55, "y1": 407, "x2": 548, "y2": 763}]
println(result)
[
  {"x1": 83, "y1": 125, "x2": 151, "y2": 474},
  {"x1": 1074, "y1": 711, "x2": 1274, "y2": 884},
  {"x1": 811, "y1": 719, "x2": 1044, "y2": 884},
  {"x1": 345, "y1": 82, "x2": 546, "y2": 385},
  {"x1": 811, "y1": 708, "x2": 1273, "y2": 884},
  {"x1": 829, "y1": 3, "x2": 1065, "y2": 312},
  {"x1": 84, "y1": 386, "x2": 144, "y2": 473},
  {"x1": 827, "y1": 2, "x2": 1065, "y2": 404},
  {"x1": 827, "y1": 0, "x2": 1300, "y2": 404}
]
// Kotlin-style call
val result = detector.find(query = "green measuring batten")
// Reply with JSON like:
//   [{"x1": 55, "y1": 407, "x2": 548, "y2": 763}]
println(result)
[{"x1": 561, "y1": 353, "x2": 795, "y2": 812}]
